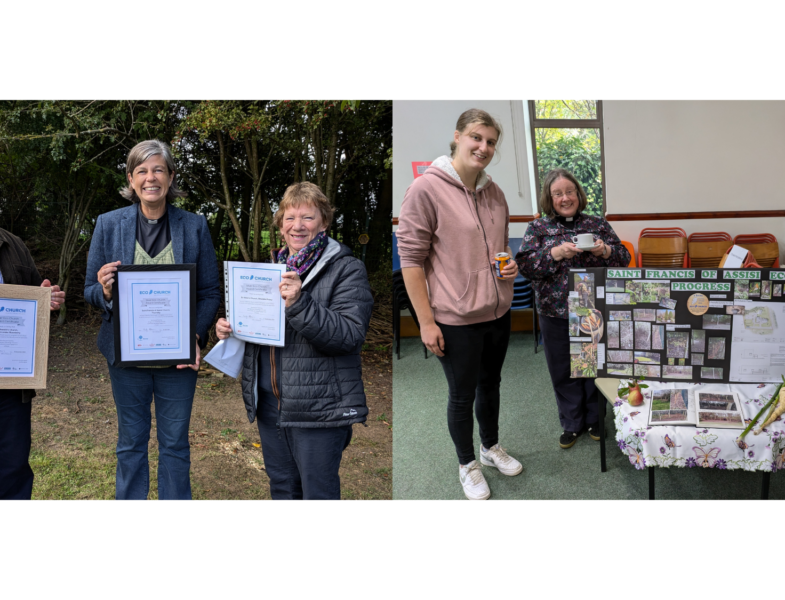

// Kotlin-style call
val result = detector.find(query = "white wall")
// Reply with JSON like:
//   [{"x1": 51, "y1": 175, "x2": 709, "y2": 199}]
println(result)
[
  {"x1": 393, "y1": 100, "x2": 535, "y2": 238},
  {"x1": 603, "y1": 101, "x2": 785, "y2": 261}
]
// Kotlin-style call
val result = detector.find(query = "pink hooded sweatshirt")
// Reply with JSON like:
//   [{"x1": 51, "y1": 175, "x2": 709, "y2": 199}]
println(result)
[{"x1": 396, "y1": 155, "x2": 514, "y2": 326}]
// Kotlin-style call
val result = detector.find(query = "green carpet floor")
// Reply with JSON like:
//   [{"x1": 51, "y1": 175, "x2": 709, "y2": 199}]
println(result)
[{"x1": 393, "y1": 331, "x2": 785, "y2": 500}]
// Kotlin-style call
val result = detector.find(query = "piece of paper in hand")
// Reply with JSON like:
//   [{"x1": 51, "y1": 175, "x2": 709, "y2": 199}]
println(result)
[{"x1": 203, "y1": 337, "x2": 246, "y2": 379}]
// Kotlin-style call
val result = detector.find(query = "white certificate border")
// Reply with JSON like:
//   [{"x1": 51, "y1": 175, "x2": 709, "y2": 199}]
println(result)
[{"x1": 117, "y1": 268, "x2": 193, "y2": 363}]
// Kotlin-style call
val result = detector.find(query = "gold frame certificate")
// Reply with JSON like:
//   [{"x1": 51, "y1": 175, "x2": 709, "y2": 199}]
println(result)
[{"x1": 0, "y1": 284, "x2": 51, "y2": 389}]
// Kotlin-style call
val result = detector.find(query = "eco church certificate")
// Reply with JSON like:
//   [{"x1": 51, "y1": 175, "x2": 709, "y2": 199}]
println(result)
[
  {"x1": 113, "y1": 265, "x2": 196, "y2": 367},
  {"x1": 224, "y1": 261, "x2": 286, "y2": 347},
  {"x1": 0, "y1": 284, "x2": 51, "y2": 389}
]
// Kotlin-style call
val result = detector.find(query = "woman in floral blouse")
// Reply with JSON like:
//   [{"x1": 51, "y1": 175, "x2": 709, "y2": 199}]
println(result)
[{"x1": 516, "y1": 168, "x2": 630, "y2": 449}]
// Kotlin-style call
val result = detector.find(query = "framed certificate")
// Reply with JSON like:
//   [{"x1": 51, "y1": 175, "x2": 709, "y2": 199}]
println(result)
[
  {"x1": 0, "y1": 284, "x2": 51, "y2": 389},
  {"x1": 112, "y1": 264, "x2": 197, "y2": 367}
]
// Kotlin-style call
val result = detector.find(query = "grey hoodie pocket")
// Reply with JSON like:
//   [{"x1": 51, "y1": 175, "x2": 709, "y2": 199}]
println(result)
[{"x1": 455, "y1": 268, "x2": 497, "y2": 317}]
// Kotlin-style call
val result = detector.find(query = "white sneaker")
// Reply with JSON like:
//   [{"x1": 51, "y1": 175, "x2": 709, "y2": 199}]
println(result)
[
  {"x1": 459, "y1": 460, "x2": 491, "y2": 500},
  {"x1": 480, "y1": 444, "x2": 523, "y2": 476}
]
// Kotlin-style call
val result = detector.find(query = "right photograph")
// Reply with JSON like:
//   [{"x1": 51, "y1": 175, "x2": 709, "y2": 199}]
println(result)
[{"x1": 392, "y1": 100, "x2": 785, "y2": 500}]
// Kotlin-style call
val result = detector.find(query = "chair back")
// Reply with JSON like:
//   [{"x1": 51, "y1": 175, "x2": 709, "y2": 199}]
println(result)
[
  {"x1": 620, "y1": 240, "x2": 636, "y2": 267},
  {"x1": 638, "y1": 237, "x2": 688, "y2": 268},
  {"x1": 736, "y1": 242, "x2": 780, "y2": 267},
  {"x1": 688, "y1": 240, "x2": 733, "y2": 268},
  {"x1": 640, "y1": 227, "x2": 687, "y2": 238}
]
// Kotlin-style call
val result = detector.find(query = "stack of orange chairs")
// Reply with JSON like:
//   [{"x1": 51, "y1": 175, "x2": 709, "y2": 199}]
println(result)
[
  {"x1": 637, "y1": 227, "x2": 689, "y2": 268},
  {"x1": 686, "y1": 232, "x2": 732, "y2": 268},
  {"x1": 733, "y1": 234, "x2": 780, "y2": 268}
]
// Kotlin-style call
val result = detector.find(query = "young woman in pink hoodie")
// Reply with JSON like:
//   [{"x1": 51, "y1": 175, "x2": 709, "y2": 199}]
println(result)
[{"x1": 396, "y1": 109, "x2": 521, "y2": 500}]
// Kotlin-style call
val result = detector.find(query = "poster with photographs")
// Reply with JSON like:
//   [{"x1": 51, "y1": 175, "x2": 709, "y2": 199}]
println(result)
[
  {"x1": 607, "y1": 321, "x2": 619, "y2": 348},
  {"x1": 569, "y1": 267, "x2": 785, "y2": 383},
  {"x1": 707, "y1": 337, "x2": 726, "y2": 361},
  {"x1": 651, "y1": 325, "x2": 664, "y2": 350}
]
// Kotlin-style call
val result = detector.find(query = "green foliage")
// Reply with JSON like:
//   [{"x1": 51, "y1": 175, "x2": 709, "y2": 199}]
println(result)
[
  {"x1": 536, "y1": 133, "x2": 603, "y2": 217},
  {"x1": 0, "y1": 100, "x2": 392, "y2": 306}
]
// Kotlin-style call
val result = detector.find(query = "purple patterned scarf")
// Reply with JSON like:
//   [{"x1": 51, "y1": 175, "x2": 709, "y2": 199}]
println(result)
[{"x1": 277, "y1": 230, "x2": 328, "y2": 275}]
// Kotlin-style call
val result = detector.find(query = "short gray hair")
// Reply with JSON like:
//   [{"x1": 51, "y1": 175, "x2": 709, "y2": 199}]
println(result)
[{"x1": 120, "y1": 140, "x2": 187, "y2": 203}]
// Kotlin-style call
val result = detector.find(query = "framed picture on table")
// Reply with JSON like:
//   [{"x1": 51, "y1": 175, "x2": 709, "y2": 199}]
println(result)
[
  {"x1": 112, "y1": 264, "x2": 197, "y2": 367},
  {"x1": 0, "y1": 284, "x2": 51, "y2": 389}
]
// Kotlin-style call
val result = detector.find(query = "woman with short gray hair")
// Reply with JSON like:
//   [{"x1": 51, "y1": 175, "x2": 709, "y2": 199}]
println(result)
[{"x1": 85, "y1": 140, "x2": 220, "y2": 500}]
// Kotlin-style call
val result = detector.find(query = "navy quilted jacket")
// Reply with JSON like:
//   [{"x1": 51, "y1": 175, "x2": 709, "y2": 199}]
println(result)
[{"x1": 240, "y1": 239, "x2": 373, "y2": 427}]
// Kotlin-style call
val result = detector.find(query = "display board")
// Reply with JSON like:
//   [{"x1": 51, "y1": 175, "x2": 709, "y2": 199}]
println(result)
[{"x1": 568, "y1": 267, "x2": 785, "y2": 384}]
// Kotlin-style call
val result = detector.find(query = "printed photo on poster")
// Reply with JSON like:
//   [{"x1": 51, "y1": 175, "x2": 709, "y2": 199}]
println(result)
[
  {"x1": 607, "y1": 363, "x2": 633, "y2": 377},
  {"x1": 608, "y1": 350, "x2": 633, "y2": 363},
  {"x1": 620, "y1": 321, "x2": 634, "y2": 350},
  {"x1": 666, "y1": 331, "x2": 690, "y2": 359},
  {"x1": 607, "y1": 321, "x2": 619, "y2": 348},
  {"x1": 691, "y1": 329, "x2": 706, "y2": 353},
  {"x1": 703, "y1": 314, "x2": 732, "y2": 330},
  {"x1": 634, "y1": 351, "x2": 660, "y2": 364},
  {"x1": 652, "y1": 324, "x2": 664, "y2": 350},
  {"x1": 707, "y1": 337, "x2": 726, "y2": 361},
  {"x1": 634, "y1": 321, "x2": 651, "y2": 350},
  {"x1": 662, "y1": 365, "x2": 693, "y2": 379}
]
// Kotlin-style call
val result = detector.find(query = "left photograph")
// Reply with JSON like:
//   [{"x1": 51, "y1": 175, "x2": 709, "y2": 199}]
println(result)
[{"x1": 0, "y1": 100, "x2": 392, "y2": 500}]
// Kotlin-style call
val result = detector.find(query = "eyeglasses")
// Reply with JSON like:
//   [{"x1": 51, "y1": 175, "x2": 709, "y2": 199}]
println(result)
[{"x1": 552, "y1": 189, "x2": 577, "y2": 199}]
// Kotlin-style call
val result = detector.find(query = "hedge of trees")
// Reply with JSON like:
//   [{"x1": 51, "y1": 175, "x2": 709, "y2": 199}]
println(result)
[{"x1": 0, "y1": 100, "x2": 392, "y2": 324}]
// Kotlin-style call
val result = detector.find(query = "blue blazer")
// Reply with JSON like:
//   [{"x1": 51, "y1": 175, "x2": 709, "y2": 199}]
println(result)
[{"x1": 84, "y1": 203, "x2": 221, "y2": 364}]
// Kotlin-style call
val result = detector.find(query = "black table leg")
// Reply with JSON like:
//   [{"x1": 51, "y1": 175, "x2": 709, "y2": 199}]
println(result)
[
  {"x1": 762, "y1": 471, "x2": 771, "y2": 500},
  {"x1": 648, "y1": 467, "x2": 655, "y2": 500},
  {"x1": 599, "y1": 390, "x2": 607, "y2": 473}
]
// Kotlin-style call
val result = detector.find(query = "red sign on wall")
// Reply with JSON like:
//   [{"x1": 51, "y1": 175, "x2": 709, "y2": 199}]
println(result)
[{"x1": 411, "y1": 162, "x2": 432, "y2": 179}]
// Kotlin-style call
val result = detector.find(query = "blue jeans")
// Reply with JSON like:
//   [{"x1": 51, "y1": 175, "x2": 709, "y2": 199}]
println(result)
[
  {"x1": 107, "y1": 364, "x2": 197, "y2": 500},
  {"x1": 256, "y1": 404, "x2": 352, "y2": 499}
]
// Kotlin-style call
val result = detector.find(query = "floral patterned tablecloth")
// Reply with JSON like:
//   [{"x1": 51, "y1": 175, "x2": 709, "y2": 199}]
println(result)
[{"x1": 613, "y1": 382, "x2": 785, "y2": 472}]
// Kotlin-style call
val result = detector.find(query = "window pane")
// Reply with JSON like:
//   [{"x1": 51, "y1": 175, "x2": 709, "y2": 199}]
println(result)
[
  {"x1": 534, "y1": 100, "x2": 597, "y2": 120},
  {"x1": 535, "y1": 127, "x2": 603, "y2": 217}
]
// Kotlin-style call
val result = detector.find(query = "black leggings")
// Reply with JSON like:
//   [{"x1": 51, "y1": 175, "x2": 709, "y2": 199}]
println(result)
[{"x1": 436, "y1": 310, "x2": 511, "y2": 465}]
